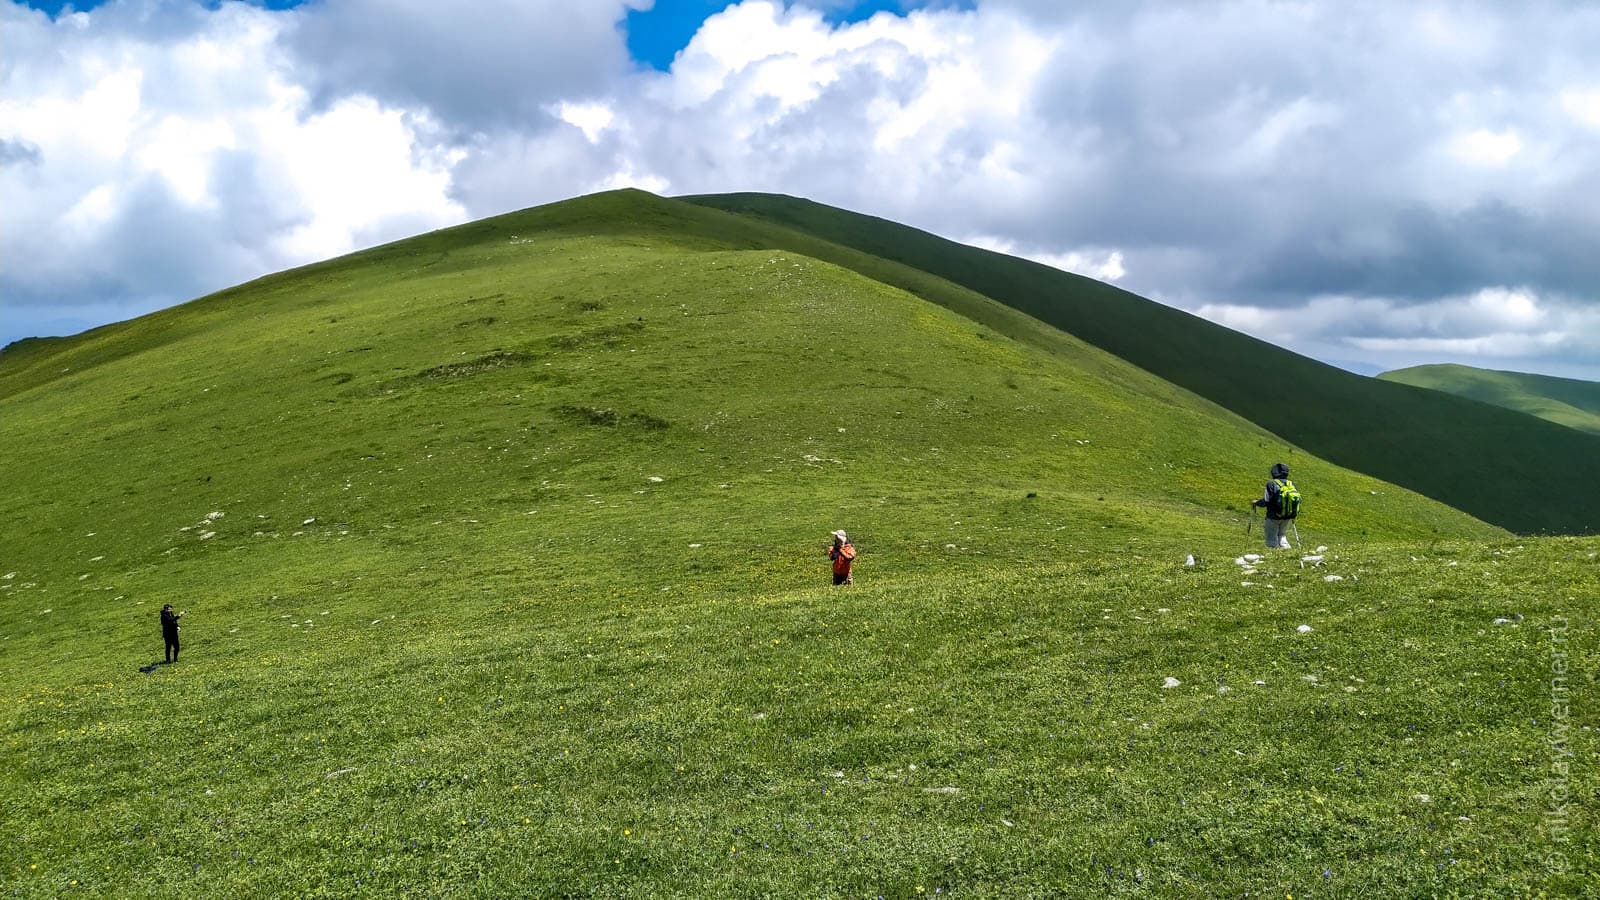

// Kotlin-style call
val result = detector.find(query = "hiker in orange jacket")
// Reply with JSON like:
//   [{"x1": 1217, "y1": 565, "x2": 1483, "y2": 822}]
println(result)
[{"x1": 828, "y1": 529, "x2": 856, "y2": 585}]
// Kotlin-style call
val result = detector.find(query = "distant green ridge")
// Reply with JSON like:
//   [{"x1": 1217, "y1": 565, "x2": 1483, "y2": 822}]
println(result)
[
  {"x1": 682, "y1": 192, "x2": 1600, "y2": 534},
  {"x1": 1379, "y1": 363, "x2": 1600, "y2": 436}
]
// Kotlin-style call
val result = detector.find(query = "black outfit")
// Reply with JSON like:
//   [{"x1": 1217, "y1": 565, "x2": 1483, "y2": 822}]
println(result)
[
  {"x1": 1252, "y1": 463, "x2": 1294, "y2": 519},
  {"x1": 161, "y1": 609, "x2": 181, "y2": 663},
  {"x1": 1253, "y1": 480, "x2": 1286, "y2": 519}
]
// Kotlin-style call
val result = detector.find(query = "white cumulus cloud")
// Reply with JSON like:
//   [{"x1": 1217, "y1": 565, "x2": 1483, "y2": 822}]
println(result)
[
  {"x1": 965, "y1": 235, "x2": 1126, "y2": 282},
  {"x1": 1196, "y1": 287, "x2": 1600, "y2": 376},
  {"x1": 0, "y1": 1, "x2": 467, "y2": 339},
  {"x1": 1450, "y1": 128, "x2": 1524, "y2": 166}
]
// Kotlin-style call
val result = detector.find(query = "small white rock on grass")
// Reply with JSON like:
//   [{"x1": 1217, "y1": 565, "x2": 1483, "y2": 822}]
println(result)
[
  {"x1": 1324, "y1": 575, "x2": 1344, "y2": 582},
  {"x1": 1297, "y1": 624, "x2": 1313, "y2": 633},
  {"x1": 1162, "y1": 677, "x2": 1181, "y2": 688}
]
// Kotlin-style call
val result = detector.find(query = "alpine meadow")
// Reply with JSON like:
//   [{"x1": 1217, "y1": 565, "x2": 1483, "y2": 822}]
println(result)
[
  {"x1": 1, "y1": 190, "x2": 1594, "y2": 897},
  {"x1": 1379, "y1": 363, "x2": 1600, "y2": 437}
]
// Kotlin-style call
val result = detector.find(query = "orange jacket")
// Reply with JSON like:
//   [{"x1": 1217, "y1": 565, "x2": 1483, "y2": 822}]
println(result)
[{"x1": 829, "y1": 542, "x2": 856, "y2": 575}]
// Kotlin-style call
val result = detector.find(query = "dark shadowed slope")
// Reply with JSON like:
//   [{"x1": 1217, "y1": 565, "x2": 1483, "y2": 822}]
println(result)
[{"x1": 682, "y1": 192, "x2": 1600, "y2": 535}]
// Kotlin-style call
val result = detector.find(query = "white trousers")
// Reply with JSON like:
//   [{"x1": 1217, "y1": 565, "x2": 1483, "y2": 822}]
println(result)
[{"x1": 1264, "y1": 517, "x2": 1292, "y2": 549}]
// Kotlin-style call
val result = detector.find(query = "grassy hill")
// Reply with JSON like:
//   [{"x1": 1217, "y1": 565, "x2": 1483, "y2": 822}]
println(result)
[
  {"x1": 1379, "y1": 363, "x2": 1600, "y2": 436},
  {"x1": 2, "y1": 190, "x2": 1592, "y2": 896},
  {"x1": 683, "y1": 193, "x2": 1600, "y2": 535}
]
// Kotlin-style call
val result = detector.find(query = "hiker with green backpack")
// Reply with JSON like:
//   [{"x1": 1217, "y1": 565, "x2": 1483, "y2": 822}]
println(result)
[{"x1": 1251, "y1": 462, "x2": 1301, "y2": 549}]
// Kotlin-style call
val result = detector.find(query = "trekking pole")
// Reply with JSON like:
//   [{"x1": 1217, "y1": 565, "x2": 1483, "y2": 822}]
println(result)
[
  {"x1": 1245, "y1": 506, "x2": 1254, "y2": 536},
  {"x1": 1291, "y1": 520, "x2": 1303, "y2": 551}
]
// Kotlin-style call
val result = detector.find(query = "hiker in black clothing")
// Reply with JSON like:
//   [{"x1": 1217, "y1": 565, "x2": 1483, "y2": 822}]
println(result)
[
  {"x1": 161, "y1": 604, "x2": 185, "y2": 663},
  {"x1": 1251, "y1": 462, "x2": 1301, "y2": 550}
]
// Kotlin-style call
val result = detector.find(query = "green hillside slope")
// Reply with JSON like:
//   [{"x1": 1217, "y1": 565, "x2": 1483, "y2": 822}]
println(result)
[
  {"x1": 4, "y1": 191, "x2": 1592, "y2": 897},
  {"x1": 1379, "y1": 363, "x2": 1600, "y2": 435},
  {"x1": 683, "y1": 193, "x2": 1600, "y2": 535}
]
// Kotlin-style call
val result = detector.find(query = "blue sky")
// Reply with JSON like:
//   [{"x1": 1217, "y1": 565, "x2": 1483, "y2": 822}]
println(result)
[
  {"x1": 5, "y1": 0, "x2": 1600, "y2": 379},
  {"x1": 624, "y1": 1, "x2": 973, "y2": 69}
]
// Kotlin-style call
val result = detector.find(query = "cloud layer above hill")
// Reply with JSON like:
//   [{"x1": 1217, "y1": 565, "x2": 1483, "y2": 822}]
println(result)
[{"x1": 4, "y1": 0, "x2": 1598, "y2": 378}]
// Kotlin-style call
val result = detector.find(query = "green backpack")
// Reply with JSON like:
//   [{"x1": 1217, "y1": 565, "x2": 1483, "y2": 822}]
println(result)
[{"x1": 1271, "y1": 478, "x2": 1301, "y2": 519}]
